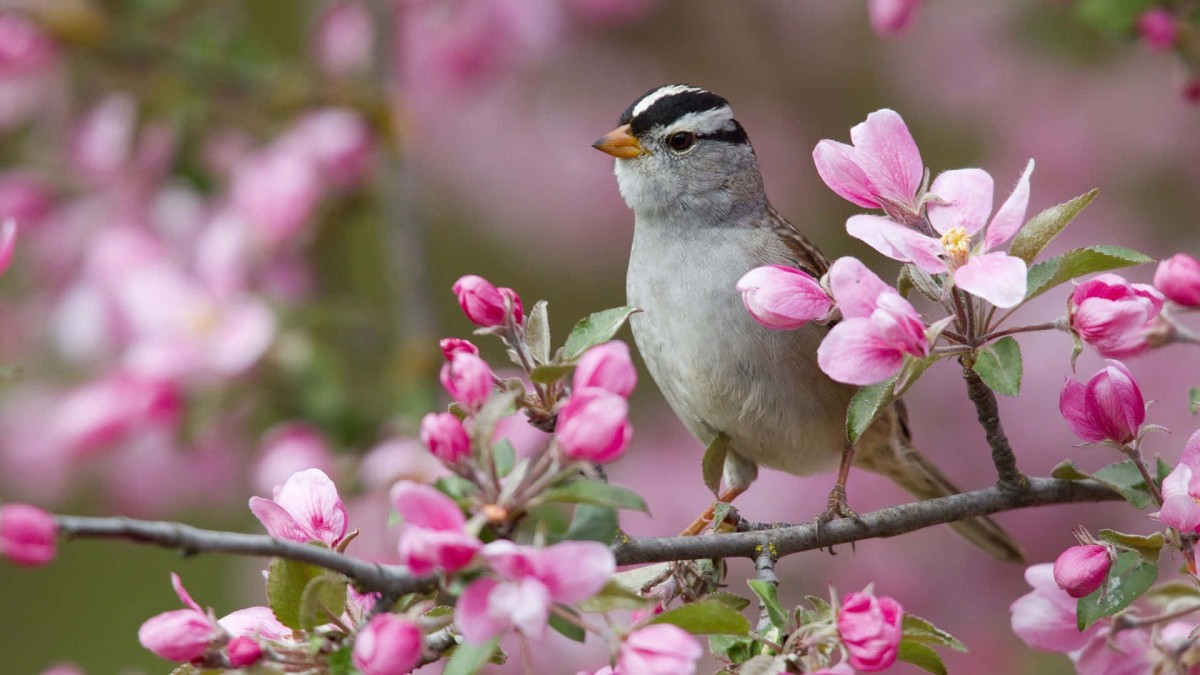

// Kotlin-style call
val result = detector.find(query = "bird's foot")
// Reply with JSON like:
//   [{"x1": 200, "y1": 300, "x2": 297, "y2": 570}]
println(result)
[{"x1": 815, "y1": 483, "x2": 862, "y2": 524}]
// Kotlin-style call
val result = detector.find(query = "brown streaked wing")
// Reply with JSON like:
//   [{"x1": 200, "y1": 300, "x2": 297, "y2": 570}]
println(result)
[{"x1": 763, "y1": 205, "x2": 830, "y2": 277}]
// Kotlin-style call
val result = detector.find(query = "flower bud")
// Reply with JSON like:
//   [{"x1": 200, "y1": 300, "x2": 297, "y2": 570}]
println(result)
[
  {"x1": 736, "y1": 264, "x2": 834, "y2": 330},
  {"x1": 0, "y1": 218, "x2": 17, "y2": 277},
  {"x1": 1058, "y1": 360, "x2": 1144, "y2": 445},
  {"x1": 440, "y1": 337, "x2": 480, "y2": 360},
  {"x1": 837, "y1": 590, "x2": 904, "y2": 672},
  {"x1": 1154, "y1": 253, "x2": 1200, "y2": 308},
  {"x1": 313, "y1": 0, "x2": 374, "y2": 78},
  {"x1": 138, "y1": 610, "x2": 217, "y2": 663},
  {"x1": 556, "y1": 388, "x2": 632, "y2": 463},
  {"x1": 618, "y1": 624, "x2": 703, "y2": 675},
  {"x1": 1138, "y1": 8, "x2": 1177, "y2": 52},
  {"x1": 420, "y1": 412, "x2": 471, "y2": 464},
  {"x1": 452, "y1": 275, "x2": 522, "y2": 327},
  {"x1": 439, "y1": 351, "x2": 494, "y2": 408},
  {"x1": 1069, "y1": 274, "x2": 1163, "y2": 358},
  {"x1": 0, "y1": 503, "x2": 56, "y2": 566},
  {"x1": 225, "y1": 636, "x2": 262, "y2": 668},
  {"x1": 1053, "y1": 544, "x2": 1111, "y2": 599},
  {"x1": 573, "y1": 341, "x2": 637, "y2": 398},
  {"x1": 353, "y1": 614, "x2": 422, "y2": 675}
]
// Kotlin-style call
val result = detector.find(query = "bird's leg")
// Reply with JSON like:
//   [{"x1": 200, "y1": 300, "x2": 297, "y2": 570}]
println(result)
[
  {"x1": 680, "y1": 486, "x2": 746, "y2": 536},
  {"x1": 816, "y1": 446, "x2": 861, "y2": 524}
]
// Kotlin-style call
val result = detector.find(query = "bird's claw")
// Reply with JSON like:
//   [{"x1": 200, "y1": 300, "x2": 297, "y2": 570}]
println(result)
[{"x1": 816, "y1": 484, "x2": 861, "y2": 524}]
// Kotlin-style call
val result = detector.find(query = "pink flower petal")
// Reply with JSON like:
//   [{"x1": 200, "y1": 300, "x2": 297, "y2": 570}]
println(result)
[
  {"x1": 272, "y1": 468, "x2": 347, "y2": 545},
  {"x1": 818, "y1": 319, "x2": 906, "y2": 385},
  {"x1": 868, "y1": 0, "x2": 920, "y2": 36},
  {"x1": 953, "y1": 252, "x2": 1027, "y2": 308},
  {"x1": 827, "y1": 256, "x2": 893, "y2": 319},
  {"x1": 848, "y1": 109, "x2": 923, "y2": 205},
  {"x1": 171, "y1": 573, "x2": 204, "y2": 614},
  {"x1": 456, "y1": 578, "x2": 506, "y2": 645},
  {"x1": 812, "y1": 140, "x2": 881, "y2": 209},
  {"x1": 537, "y1": 541, "x2": 615, "y2": 603},
  {"x1": 389, "y1": 481, "x2": 466, "y2": 531},
  {"x1": 218, "y1": 607, "x2": 293, "y2": 641},
  {"x1": 736, "y1": 264, "x2": 833, "y2": 329},
  {"x1": 248, "y1": 497, "x2": 313, "y2": 543},
  {"x1": 1158, "y1": 493, "x2": 1200, "y2": 533},
  {"x1": 927, "y1": 168, "x2": 994, "y2": 236},
  {"x1": 846, "y1": 215, "x2": 945, "y2": 274},
  {"x1": 984, "y1": 159, "x2": 1034, "y2": 251},
  {"x1": 1160, "y1": 463, "x2": 1193, "y2": 502},
  {"x1": 1059, "y1": 378, "x2": 1105, "y2": 443},
  {"x1": 0, "y1": 218, "x2": 17, "y2": 276}
]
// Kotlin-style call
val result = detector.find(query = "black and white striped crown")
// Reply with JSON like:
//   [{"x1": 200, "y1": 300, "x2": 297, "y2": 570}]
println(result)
[{"x1": 618, "y1": 84, "x2": 749, "y2": 144}]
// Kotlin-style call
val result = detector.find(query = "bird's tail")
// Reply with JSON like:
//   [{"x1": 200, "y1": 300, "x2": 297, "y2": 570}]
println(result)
[{"x1": 854, "y1": 410, "x2": 1025, "y2": 563}]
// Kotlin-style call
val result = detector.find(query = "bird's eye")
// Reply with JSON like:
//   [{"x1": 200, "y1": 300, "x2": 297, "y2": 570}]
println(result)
[{"x1": 668, "y1": 131, "x2": 696, "y2": 152}]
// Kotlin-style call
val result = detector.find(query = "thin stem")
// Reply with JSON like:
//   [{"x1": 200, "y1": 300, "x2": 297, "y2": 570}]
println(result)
[
  {"x1": 950, "y1": 288, "x2": 973, "y2": 340},
  {"x1": 1120, "y1": 443, "x2": 1164, "y2": 507},
  {"x1": 960, "y1": 359, "x2": 1027, "y2": 490},
  {"x1": 1114, "y1": 603, "x2": 1200, "y2": 631},
  {"x1": 932, "y1": 345, "x2": 974, "y2": 357},
  {"x1": 979, "y1": 321, "x2": 1063, "y2": 343}
]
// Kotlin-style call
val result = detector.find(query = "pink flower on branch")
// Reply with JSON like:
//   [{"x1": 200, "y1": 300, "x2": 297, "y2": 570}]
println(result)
[
  {"x1": 555, "y1": 387, "x2": 632, "y2": 463},
  {"x1": 391, "y1": 481, "x2": 481, "y2": 575},
  {"x1": 439, "y1": 351, "x2": 495, "y2": 408},
  {"x1": 736, "y1": 264, "x2": 834, "y2": 330},
  {"x1": 1058, "y1": 360, "x2": 1145, "y2": 445},
  {"x1": 618, "y1": 623, "x2": 704, "y2": 675},
  {"x1": 837, "y1": 589, "x2": 904, "y2": 672},
  {"x1": 248, "y1": 468, "x2": 349, "y2": 547},
  {"x1": 138, "y1": 574, "x2": 221, "y2": 663},
  {"x1": 1154, "y1": 253, "x2": 1200, "y2": 307},
  {"x1": 1010, "y1": 563, "x2": 1103, "y2": 653},
  {"x1": 252, "y1": 422, "x2": 336, "y2": 497},
  {"x1": 1154, "y1": 430, "x2": 1200, "y2": 533},
  {"x1": 847, "y1": 160, "x2": 1035, "y2": 308},
  {"x1": 573, "y1": 340, "x2": 637, "y2": 398},
  {"x1": 440, "y1": 337, "x2": 480, "y2": 360},
  {"x1": 817, "y1": 257, "x2": 929, "y2": 386},
  {"x1": 813, "y1": 109, "x2": 924, "y2": 217},
  {"x1": 452, "y1": 274, "x2": 523, "y2": 327},
  {"x1": 420, "y1": 412, "x2": 472, "y2": 464},
  {"x1": 225, "y1": 636, "x2": 262, "y2": 668},
  {"x1": 0, "y1": 503, "x2": 56, "y2": 566},
  {"x1": 1070, "y1": 273, "x2": 1164, "y2": 358},
  {"x1": 1053, "y1": 544, "x2": 1111, "y2": 599},
  {"x1": 352, "y1": 614, "x2": 423, "y2": 675},
  {"x1": 1138, "y1": 9, "x2": 1177, "y2": 52}
]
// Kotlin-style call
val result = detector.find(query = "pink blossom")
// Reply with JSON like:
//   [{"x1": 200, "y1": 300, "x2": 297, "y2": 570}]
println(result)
[
  {"x1": 359, "y1": 437, "x2": 447, "y2": 490},
  {"x1": 452, "y1": 274, "x2": 523, "y2": 327},
  {"x1": 249, "y1": 468, "x2": 349, "y2": 547},
  {"x1": 0, "y1": 12, "x2": 57, "y2": 75},
  {"x1": 0, "y1": 503, "x2": 56, "y2": 566},
  {"x1": 313, "y1": 0, "x2": 375, "y2": 78},
  {"x1": 812, "y1": 109, "x2": 923, "y2": 213},
  {"x1": 391, "y1": 481, "x2": 480, "y2": 575},
  {"x1": 736, "y1": 264, "x2": 834, "y2": 330},
  {"x1": 1010, "y1": 563, "x2": 1103, "y2": 653},
  {"x1": 573, "y1": 341, "x2": 637, "y2": 398},
  {"x1": 37, "y1": 663, "x2": 85, "y2": 675},
  {"x1": 1073, "y1": 624, "x2": 1153, "y2": 675},
  {"x1": 352, "y1": 614, "x2": 423, "y2": 675},
  {"x1": 439, "y1": 351, "x2": 495, "y2": 408},
  {"x1": 567, "y1": 0, "x2": 656, "y2": 24},
  {"x1": 0, "y1": 218, "x2": 16, "y2": 275},
  {"x1": 218, "y1": 606, "x2": 292, "y2": 642},
  {"x1": 419, "y1": 412, "x2": 472, "y2": 464},
  {"x1": 495, "y1": 413, "x2": 552, "y2": 458},
  {"x1": 817, "y1": 257, "x2": 929, "y2": 385},
  {"x1": 0, "y1": 171, "x2": 52, "y2": 226},
  {"x1": 1053, "y1": 545, "x2": 1111, "y2": 599},
  {"x1": 837, "y1": 590, "x2": 903, "y2": 671},
  {"x1": 280, "y1": 108, "x2": 373, "y2": 188},
  {"x1": 868, "y1": 0, "x2": 920, "y2": 36},
  {"x1": 1154, "y1": 253, "x2": 1200, "y2": 307},
  {"x1": 618, "y1": 623, "x2": 704, "y2": 675},
  {"x1": 70, "y1": 95, "x2": 137, "y2": 182},
  {"x1": 49, "y1": 371, "x2": 182, "y2": 458},
  {"x1": 138, "y1": 574, "x2": 220, "y2": 663},
  {"x1": 252, "y1": 422, "x2": 336, "y2": 496},
  {"x1": 225, "y1": 636, "x2": 262, "y2": 668},
  {"x1": 847, "y1": 160, "x2": 1034, "y2": 308},
  {"x1": 1070, "y1": 274, "x2": 1164, "y2": 358},
  {"x1": 440, "y1": 337, "x2": 480, "y2": 360},
  {"x1": 229, "y1": 147, "x2": 322, "y2": 248},
  {"x1": 555, "y1": 388, "x2": 632, "y2": 463},
  {"x1": 1058, "y1": 360, "x2": 1145, "y2": 445},
  {"x1": 1138, "y1": 9, "x2": 1177, "y2": 52},
  {"x1": 1154, "y1": 430, "x2": 1200, "y2": 533}
]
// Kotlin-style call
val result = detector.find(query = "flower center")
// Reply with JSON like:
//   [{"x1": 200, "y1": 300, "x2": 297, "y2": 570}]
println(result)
[
  {"x1": 186, "y1": 305, "x2": 220, "y2": 337},
  {"x1": 940, "y1": 227, "x2": 971, "y2": 267}
]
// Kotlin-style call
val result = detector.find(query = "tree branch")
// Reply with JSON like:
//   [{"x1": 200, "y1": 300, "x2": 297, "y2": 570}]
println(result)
[{"x1": 960, "y1": 360, "x2": 1028, "y2": 490}]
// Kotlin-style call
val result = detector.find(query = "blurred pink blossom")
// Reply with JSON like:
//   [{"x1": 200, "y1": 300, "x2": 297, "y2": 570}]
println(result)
[
  {"x1": 218, "y1": 606, "x2": 292, "y2": 642},
  {"x1": 573, "y1": 340, "x2": 637, "y2": 398},
  {"x1": 1070, "y1": 274, "x2": 1164, "y2": 358},
  {"x1": 391, "y1": 480, "x2": 481, "y2": 575},
  {"x1": 1154, "y1": 430, "x2": 1200, "y2": 533},
  {"x1": 567, "y1": 0, "x2": 657, "y2": 24},
  {"x1": 49, "y1": 371, "x2": 181, "y2": 458},
  {"x1": 494, "y1": 412, "x2": 552, "y2": 458},
  {"x1": 420, "y1": 412, "x2": 472, "y2": 464},
  {"x1": 358, "y1": 437, "x2": 446, "y2": 491},
  {"x1": 1073, "y1": 624, "x2": 1153, "y2": 674},
  {"x1": 618, "y1": 623, "x2": 703, "y2": 675},
  {"x1": 1154, "y1": 253, "x2": 1200, "y2": 307},
  {"x1": 1010, "y1": 563, "x2": 1103, "y2": 653},
  {"x1": 0, "y1": 218, "x2": 17, "y2": 275},
  {"x1": 249, "y1": 468, "x2": 349, "y2": 547},
  {"x1": 813, "y1": 109, "x2": 923, "y2": 214},
  {"x1": 138, "y1": 573, "x2": 220, "y2": 663},
  {"x1": 817, "y1": 257, "x2": 928, "y2": 385},
  {"x1": 252, "y1": 422, "x2": 336, "y2": 496},
  {"x1": 313, "y1": 0, "x2": 375, "y2": 78},
  {"x1": 868, "y1": 0, "x2": 920, "y2": 37},
  {"x1": 224, "y1": 636, "x2": 262, "y2": 668},
  {"x1": 279, "y1": 108, "x2": 373, "y2": 188},
  {"x1": 440, "y1": 337, "x2": 480, "y2": 360},
  {"x1": 0, "y1": 502, "x2": 57, "y2": 566},
  {"x1": 228, "y1": 147, "x2": 322, "y2": 248},
  {"x1": 69, "y1": 94, "x2": 138, "y2": 182},
  {"x1": 1058, "y1": 360, "x2": 1145, "y2": 445},
  {"x1": 737, "y1": 264, "x2": 834, "y2": 330},
  {"x1": 556, "y1": 387, "x2": 632, "y2": 463},
  {"x1": 1137, "y1": 9, "x2": 1177, "y2": 52},
  {"x1": 0, "y1": 11, "x2": 59, "y2": 131},
  {"x1": 352, "y1": 614, "x2": 423, "y2": 675},
  {"x1": 1052, "y1": 544, "x2": 1110, "y2": 599},
  {"x1": 440, "y1": 350, "x2": 495, "y2": 408},
  {"x1": 838, "y1": 589, "x2": 903, "y2": 671},
  {"x1": 0, "y1": 171, "x2": 52, "y2": 226}
]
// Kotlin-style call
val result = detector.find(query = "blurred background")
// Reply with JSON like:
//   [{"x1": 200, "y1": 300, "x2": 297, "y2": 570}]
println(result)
[{"x1": 0, "y1": 0, "x2": 1198, "y2": 672}]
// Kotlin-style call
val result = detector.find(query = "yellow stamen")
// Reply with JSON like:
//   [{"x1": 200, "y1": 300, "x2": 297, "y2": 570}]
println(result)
[{"x1": 940, "y1": 227, "x2": 971, "y2": 267}]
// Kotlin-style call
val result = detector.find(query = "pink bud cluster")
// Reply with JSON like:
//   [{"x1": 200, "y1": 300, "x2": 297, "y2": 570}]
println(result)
[
  {"x1": 1069, "y1": 274, "x2": 1164, "y2": 358},
  {"x1": 452, "y1": 274, "x2": 524, "y2": 328},
  {"x1": 1059, "y1": 360, "x2": 1145, "y2": 446},
  {"x1": 837, "y1": 588, "x2": 904, "y2": 671}
]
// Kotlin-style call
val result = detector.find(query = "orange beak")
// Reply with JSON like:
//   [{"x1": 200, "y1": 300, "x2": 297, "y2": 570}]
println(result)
[{"x1": 591, "y1": 124, "x2": 645, "y2": 159}]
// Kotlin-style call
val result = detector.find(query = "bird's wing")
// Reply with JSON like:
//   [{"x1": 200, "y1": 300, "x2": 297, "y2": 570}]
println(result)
[{"x1": 763, "y1": 205, "x2": 830, "y2": 277}]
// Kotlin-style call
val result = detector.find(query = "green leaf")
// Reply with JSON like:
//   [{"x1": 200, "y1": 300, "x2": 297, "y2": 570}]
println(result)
[
  {"x1": 327, "y1": 645, "x2": 355, "y2": 675},
  {"x1": 898, "y1": 264, "x2": 942, "y2": 303},
  {"x1": 902, "y1": 614, "x2": 968, "y2": 652},
  {"x1": 1075, "y1": 0, "x2": 1154, "y2": 35},
  {"x1": 444, "y1": 638, "x2": 500, "y2": 675},
  {"x1": 267, "y1": 556, "x2": 326, "y2": 630},
  {"x1": 524, "y1": 300, "x2": 551, "y2": 364},
  {"x1": 709, "y1": 635, "x2": 757, "y2": 665},
  {"x1": 1190, "y1": 387, "x2": 1200, "y2": 416},
  {"x1": 298, "y1": 573, "x2": 348, "y2": 631},
  {"x1": 846, "y1": 375, "x2": 900, "y2": 444},
  {"x1": 612, "y1": 563, "x2": 671, "y2": 596},
  {"x1": 702, "y1": 433, "x2": 730, "y2": 497},
  {"x1": 549, "y1": 609, "x2": 586, "y2": 642},
  {"x1": 1091, "y1": 460, "x2": 1153, "y2": 509},
  {"x1": 651, "y1": 599, "x2": 751, "y2": 635},
  {"x1": 897, "y1": 640, "x2": 948, "y2": 675},
  {"x1": 529, "y1": 363, "x2": 575, "y2": 385},
  {"x1": 563, "y1": 504, "x2": 619, "y2": 543},
  {"x1": 708, "y1": 591, "x2": 752, "y2": 612},
  {"x1": 1009, "y1": 189, "x2": 1099, "y2": 264},
  {"x1": 1158, "y1": 457, "x2": 1173, "y2": 484},
  {"x1": 470, "y1": 389, "x2": 520, "y2": 448},
  {"x1": 562, "y1": 306, "x2": 639, "y2": 361},
  {"x1": 972, "y1": 337, "x2": 1022, "y2": 397},
  {"x1": 1050, "y1": 460, "x2": 1091, "y2": 481},
  {"x1": 1097, "y1": 529, "x2": 1164, "y2": 564},
  {"x1": 1077, "y1": 550, "x2": 1158, "y2": 629},
  {"x1": 577, "y1": 580, "x2": 650, "y2": 613},
  {"x1": 1024, "y1": 246, "x2": 1153, "y2": 302},
  {"x1": 493, "y1": 439, "x2": 516, "y2": 477},
  {"x1": 746, "y1": 580, "x2": 787, "y2": 631},
  {"x1": 542, "y1": 479, "x2": 648, "y2": 512},
  {"x1": 435, "y1": 475, "x2": 478, "y2": 505}
]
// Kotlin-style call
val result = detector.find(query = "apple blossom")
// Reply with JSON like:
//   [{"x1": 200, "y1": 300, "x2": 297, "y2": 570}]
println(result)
[
  {"x1": 229, "y1": 147, "x2": 323, "y2": 248},
  {"x1": 1069, "y1": 274, "x2": 1164, "y2": 358},
  {"x1": 1052, "y1": 544, "x2": 1111, "y2": 598},
  {"x1": 847, "y1": 160, "x2": 1035, "y2": 308},
  {"x1": 618, "y1": 623, "x2": 704, "y2": 675},
  {"x1": 138, "y1": 574, "x2": 220, "y2": 663},
  {"x1": 1073, "y1": 624, "x2": 1154, "y2": 675},
  {"x1": 419, "y1": 412, "x2": 472, "y2": 464},
  {"x1": 1058, "y1": 360, "x2": 1145, "y2": 445},
  {"x1": 452, "y1": 275, "x2": 524, "y2": 327},
  {"x1": 217, "y1": 606, "x2": 292, "y2": 642},
  {"x1": 555, "y1": 387, "x2": 633, "y2": 463},
  {"x1": 813, "y1": 109, "x2": 924, "y2": 215},
  {"x1": 391, "y1": 481, "x2": 481, "y2": 574},
  {"x1": 1138, "y1": 9, "x2": 1177, "y2": 52},
  {"x1": 352, "y1": 614, "x2": 423, "y2": 675},
  {"x1": 248, "y1": 468, "x2": 349, "y2": 547},
  {"x1": 1010, "y1": 563, "x2": 1104, "y2": 653},
  {"x1": 868, "y1": 0, "x2": 920, "y2": 37},
  {"x1": 573, "y1": 341, "x2": 637, "y2": 397},
  {"x1": 280, "y1": 108, "x2": 374, "y2": 188},
  {"x1": 0, "y1": 171, "x2": 52, "y2": 226},
  {"x1": 439, "y1": 337, "x2": 480, "y2": 360},
  {"x1": 736, "y1": 264, "x2": 834, "y2": 330},
  {"x1": 0, "y1": 503, "x2": 57, "y2": 566},
  {"x1": 837, "y1": 589, "x2": 904, "y2": 671},
  {"x1": 49, "y1": 371, "x2": 182, "y2": 458},
  {"x1": 313, "y1": 0, "x2": 375, "y2": 78},
  {"x1": 1153, "y1": 253, "x2": 1200, "y2": 307},
  {"x1": 252, "y1": 422, "x2": 336, "y2": 496},
  {"x1": 439, "y1": 351, "x2": 495, "y2": 408},
  {"x1": 225, "y1": 636, "x2": 262, "y2": 668},
  {"x1": 817, "y1": 257, "x2": 929, "y2": 385},
  {"x1": 1154, "y1": 430, "x2": 1200, "y2": 532}
]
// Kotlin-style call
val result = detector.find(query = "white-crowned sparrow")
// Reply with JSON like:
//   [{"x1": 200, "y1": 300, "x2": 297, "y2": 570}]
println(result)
[{"x1": 593, "y1": 84, "x2": 1022, "y2": 562}]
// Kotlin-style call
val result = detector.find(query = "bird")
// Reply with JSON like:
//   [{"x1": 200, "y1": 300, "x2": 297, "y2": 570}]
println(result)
[{"x1": 591, "y1": 84, "x2": 1023, "y2": 562}]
